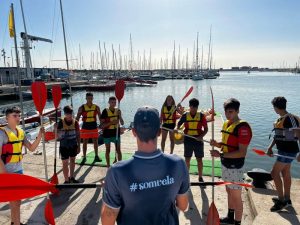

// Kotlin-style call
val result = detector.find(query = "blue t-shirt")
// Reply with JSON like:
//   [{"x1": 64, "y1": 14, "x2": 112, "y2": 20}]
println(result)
[{"x1": 102, "y1": 150, "x2": 190, "y2": 225}]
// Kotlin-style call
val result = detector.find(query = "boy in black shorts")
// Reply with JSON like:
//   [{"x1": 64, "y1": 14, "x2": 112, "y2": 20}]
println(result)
[
  {"x1": 177, "y1": 98, "x2": 208, "y2": 182},
  {"x1": 57, "y1": 106, "x2": 81, "y2": 183}
]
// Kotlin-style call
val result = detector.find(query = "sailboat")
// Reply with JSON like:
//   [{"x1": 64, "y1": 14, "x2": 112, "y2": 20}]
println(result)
[
  {"x1": 203, "y1": 26, "x2": 218, "y2": 79},
  {"x1": 192, "y1": 32, "x2": 204, "y2": 81}
]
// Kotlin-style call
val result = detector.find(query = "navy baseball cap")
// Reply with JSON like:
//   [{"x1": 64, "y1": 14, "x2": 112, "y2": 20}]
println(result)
[{"x1": 133, "y1": 106, "x2": 160, "y2": 142}]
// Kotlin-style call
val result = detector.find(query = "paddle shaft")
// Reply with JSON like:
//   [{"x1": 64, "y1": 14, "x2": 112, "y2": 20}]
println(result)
[
  {"x1": 116, "y1": 101, "x2": 120, "y2": 141},
  {"x1": 56, "y1": 182, "x2": 103, "y2": 189},
  {"x1": 210, "y1": 86, "x2": 215, "y2": 201},
  {"x1": 54, "y1": 109, "x2": 58, "y2": 174},
  {"x1": 162, "y1": 127, "x2": 210, "y2": 143}
]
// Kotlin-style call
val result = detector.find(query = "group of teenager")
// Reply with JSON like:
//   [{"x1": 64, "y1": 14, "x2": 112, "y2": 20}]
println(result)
[{"x1": 0, "y1": 92, "x2": 299, "y2": 225}]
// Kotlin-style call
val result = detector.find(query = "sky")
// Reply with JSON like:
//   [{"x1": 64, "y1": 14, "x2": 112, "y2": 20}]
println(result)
[{"x1": 0, "y1": 0, "x2": 300, "y2": 69}]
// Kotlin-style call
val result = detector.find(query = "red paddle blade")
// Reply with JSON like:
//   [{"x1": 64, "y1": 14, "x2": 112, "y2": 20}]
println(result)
[
  {"x1": 31, "y1": 81, "x2": 47, "y2": 114},
  {"x1": 210, "y1": 87, "x2": 215, "y2": 121},
  {"x1": 252, "y1": 148, "x2": 266, "y2": 156},
  {"x1": 50, "y1": 174, "x2": 59, "y2": 185},
  {"x1": 180, "y1": 86, "x2": 193, "y2": 103},
  {"x1": 45, "y1": 131, "x2": 55, "y2": 141},
  {"x1": 206, "y1": 202, "x2": 220, "y2": 225},
  {"x1": 0, "y1": 174, "x2": 54, "y2": 202},
  {"x1": 45, "y1": 199, "x2": 56, "y2": 225},
  {"x1": 52, "y1": 85, "x2": 62, "y2": 109},
  {"x1": 115, "y1": 80, "x2": 125, "y2": 102}
]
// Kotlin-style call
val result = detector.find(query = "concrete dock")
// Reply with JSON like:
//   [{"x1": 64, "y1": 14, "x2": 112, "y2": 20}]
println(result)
[{"x1": 0, "y1": 115, "x2": 299, "y2": 224}]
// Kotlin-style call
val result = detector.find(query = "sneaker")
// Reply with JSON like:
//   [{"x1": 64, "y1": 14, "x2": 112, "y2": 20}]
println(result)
[
  {"x1": 69, "y1": 177, "x2": 79, "y2": 183},
  {"x1": 220, "y1": 217, "x2": 234, "y2": 225},
  {"x1": 80, "y1": 157, "x2": 86, "y2": 165},
  {"x1": 270, "y1": 200, "x2": 288, "y2": 212},
  {"x1": 198, "y1": 177, "x2": 206, "y2": 189},
  {"x1": 94, "y1": 155, "x2": 102, "y2": 162},
  {"x1": 272, "y1": 197, "x2": 292, "y2": 206}
]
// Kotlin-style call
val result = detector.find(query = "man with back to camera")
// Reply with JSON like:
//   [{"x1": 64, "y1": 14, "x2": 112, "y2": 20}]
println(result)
[
  {"x1": 210, "y1": 98, "x2": 252, "y2": 225},
  {"x1": 101, "y1": 106, "x2": 189, "y2": 225}
]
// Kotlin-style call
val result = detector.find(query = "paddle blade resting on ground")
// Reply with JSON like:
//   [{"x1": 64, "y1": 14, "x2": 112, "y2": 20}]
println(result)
[
  {"x1": 115, "y1": 80, "x2": 125, "y2": 102},
  {"x1": 52, "y1": 85, "x2": 62, "y2": 109},
  {"x1": 31, "y1": 81, "x2": 47, "y2": 114},
  {"x1": 206, "y1": 202, "x2": 220, "y2": 225},
  {"x1": 0, "y1": 174, "x2": 54, "y2": 202},
  {"x1": 45, "y1": 199, "x2": 56, "y2": 225}
]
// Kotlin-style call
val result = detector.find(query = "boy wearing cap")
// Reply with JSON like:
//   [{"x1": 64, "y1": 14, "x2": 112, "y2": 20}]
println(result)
[
  {"x1": 177, "y1": 98, "x2": 208, "y2": 183},
  {"x1": 101, "y1": 106, "x2": 189, "y2": 225}
]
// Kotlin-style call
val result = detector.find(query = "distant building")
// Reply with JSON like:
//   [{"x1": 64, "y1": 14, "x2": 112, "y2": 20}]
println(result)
[
  {"x1": 0, "y1": 67, "x2": 59, "y2": 85},
  {"x1": 240, "y1": 66, "x2": 251, "y2": 71},
  {"x1": 231, "y1": 67, "x2": 240, "y2": 71}
]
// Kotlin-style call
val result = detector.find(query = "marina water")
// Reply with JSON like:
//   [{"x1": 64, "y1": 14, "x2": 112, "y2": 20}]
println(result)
[{"x1": 1, "y1": 71, "x2": 299, "y2": 178}]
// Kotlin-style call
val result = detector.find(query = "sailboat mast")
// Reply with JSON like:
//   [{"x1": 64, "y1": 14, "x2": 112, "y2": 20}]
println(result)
[
  {"x1": 59, "y1": 0, "x2": 73, "y2": 106},
  {"x1": 196, "y1": 32, "x2": 199, "y2": 72},
  {"x1": 207, "y1": 25, "x2": 212, "y2": 71},
  {"x1": 11, "y1": 3, "x2": 26, "y2": 132}
]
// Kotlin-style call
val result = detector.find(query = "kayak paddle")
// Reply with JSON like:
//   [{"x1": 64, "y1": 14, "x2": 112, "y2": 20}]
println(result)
[
  {"x1": 51, "y1": 85, "x2": 62, "y2": 186},
  {"x1": 115, "y1": 79, "x2": 125, "y2": 142},
  {"x1": 190, "y1": 181, "x2": 253, "y2": 188},
  {"x1": 252, "y1": 148, "x2": 296, "y2": 160},
  {"x1": 207, "y1": 86, "x2": 218, "y2": 225}
]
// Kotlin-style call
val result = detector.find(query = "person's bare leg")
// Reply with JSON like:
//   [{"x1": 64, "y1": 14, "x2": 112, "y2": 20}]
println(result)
[
  {"x1": 231, "y1": 189, "x2": 243, "y2": 221},
  {"x1": 83, "y1": 139, "x2": 88, "y2": 157},
  {"x1": 281, "y1": 164, "x2": 292, "y2": 200},
  {"x1": 62, "y1": 159, "x2": 69, "y2": 182},
  {"x1": 271, "y1": 162, "x2": 286, "y2": 200},
  {"x1": 10, "y1": 201, "x2": 21, "y2": 225},
  {"x1": 196, "y1": 157, "x2": 203, "y2": 178},
  {"x1": 185, "y1": 157, "x2": 191, "y2": 171},
  {"x1": 115, "y1": 142, "x2": 122, "y2": 161},
  {"x1": 105, "y1": 143, "x2": 111, "y2": 168},
  {"x1": 70, "y1": 157, "x2": 76, "y2": 179},
  {"x1": 161, "y1": 129, "x2": 168, "y2": 152},
  {"x1": 93, "y1": 138, "x2": 99, "y2": 156},
  {"x1": 169, "y1": 132, "x2": 175, "y2": 154}
]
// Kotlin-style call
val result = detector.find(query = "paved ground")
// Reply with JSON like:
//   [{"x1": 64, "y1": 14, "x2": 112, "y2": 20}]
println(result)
[{"x1": 1, "y1": 115, "x2": 298, "y2": 224}]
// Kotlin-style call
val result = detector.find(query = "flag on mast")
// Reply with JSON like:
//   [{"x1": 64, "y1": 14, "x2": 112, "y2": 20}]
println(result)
[{"x1": 9, "y1": 8, "x2": 15, "y2": 38}]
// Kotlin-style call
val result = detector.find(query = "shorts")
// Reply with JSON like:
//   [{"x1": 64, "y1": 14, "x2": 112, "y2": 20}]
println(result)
[
  {"x1": 60, "y1": 145, "x2": 78, "y2": 160},
  {"x1": 14, "y1": 170, "x2": 23, "y2": 174},
  {"x1": 82, "y1": 121, "x2": 97, "y2": 130},
  {"x1": 276, "y1": 151, "x2": 298, "y2": 164},
  {"x1": 222, "y1": 165, "x2": 244, "y2": 190},
  {"x1": 104, "y1": 137, "x2": 120, "y2": 144},
  {"x1": 162, "y1": 123, "x2": 176, "y2": 130},
  {"x1": 184, "y1": 136, "x2": 204, "y2": 158},
  {"x1": 80, "y1": 128, "x2": 99, "y2": 139}
]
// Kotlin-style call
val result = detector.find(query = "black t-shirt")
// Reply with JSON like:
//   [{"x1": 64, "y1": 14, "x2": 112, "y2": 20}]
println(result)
[
  {"x1": 101, "y1": 108, "x2": 120, "y2": 138},
  {"x1": 275, "y1": 115, "x2": 300, "y2": 153}
]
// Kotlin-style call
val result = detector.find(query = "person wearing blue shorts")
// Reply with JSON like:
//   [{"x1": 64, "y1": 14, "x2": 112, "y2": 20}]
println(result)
[
  {"x1": 0, "y1": 107, "x2": 44, "y2": 225},
  {"x1": 267, "y1": 97, "x2": 300, "y2": 212},
  {"x1": 101, "y1": 106, "x2": 189, "y2": 225},
  {"x1": 100, "y1": 96, "x2": 124, "y2": 168}
]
